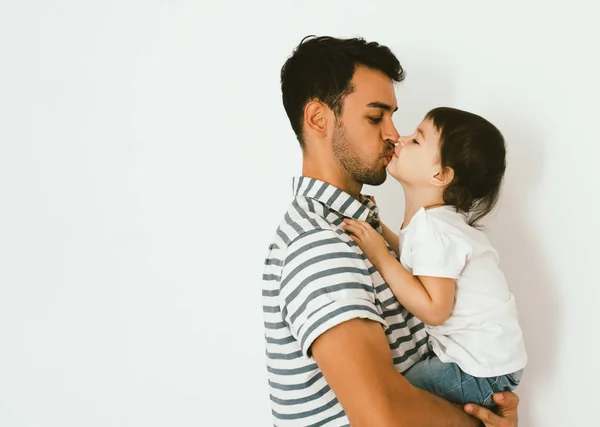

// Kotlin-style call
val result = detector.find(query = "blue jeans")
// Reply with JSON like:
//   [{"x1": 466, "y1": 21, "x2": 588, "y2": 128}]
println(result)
[{"x1": 403, "y1": 355, "x2": 523, "y2": 407}]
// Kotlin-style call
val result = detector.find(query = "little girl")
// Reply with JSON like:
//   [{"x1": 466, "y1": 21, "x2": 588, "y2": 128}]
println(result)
[{"x1": 341, "y1": 107, "x2": 527, "y2": 407}]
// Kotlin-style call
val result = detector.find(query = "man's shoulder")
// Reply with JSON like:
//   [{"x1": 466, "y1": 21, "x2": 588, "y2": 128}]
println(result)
[
  {"x1": 266, "y1": 199, "x2": 364, "y2": 275},
  {"x1": 264, "y1": 198, "x2": 331, "y2": 264},
  {"x1": 274, "y1": 196, "x2": 337, "y2": 244}
]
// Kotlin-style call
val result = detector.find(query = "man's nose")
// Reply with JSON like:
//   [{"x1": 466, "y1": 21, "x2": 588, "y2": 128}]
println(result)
[{"x1": 384, "y1": 122, "x2": 400, "y2": 146}]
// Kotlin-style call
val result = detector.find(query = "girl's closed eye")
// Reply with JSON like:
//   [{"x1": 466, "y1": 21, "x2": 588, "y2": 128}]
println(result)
[{"x1": 412, "y1": 139, "x2": 419, "y2": 145}]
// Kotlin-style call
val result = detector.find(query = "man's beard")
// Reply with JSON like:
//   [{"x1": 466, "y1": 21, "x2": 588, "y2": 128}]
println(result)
[{"x1": 332, "y1": 120, "x2": 390, "y2": 186}]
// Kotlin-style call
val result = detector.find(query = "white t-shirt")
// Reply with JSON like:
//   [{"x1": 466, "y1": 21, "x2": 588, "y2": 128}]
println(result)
[{"x1": 398, "y1": 206, "x2": 527, "y2": 378}]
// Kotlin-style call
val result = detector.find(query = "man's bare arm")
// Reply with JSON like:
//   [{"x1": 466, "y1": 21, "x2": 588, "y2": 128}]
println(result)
[{"x1": 311, "y1": 318, "x2": 479, "y2": 427}]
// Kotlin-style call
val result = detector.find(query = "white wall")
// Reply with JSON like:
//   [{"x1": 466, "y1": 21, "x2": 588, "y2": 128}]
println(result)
[{"x1": 1, "y1": 1, "x2": 598, "y2": 426}]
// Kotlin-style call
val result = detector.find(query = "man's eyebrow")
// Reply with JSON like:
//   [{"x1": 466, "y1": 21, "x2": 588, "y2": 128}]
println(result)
[{"x1": 366, "y1": 102, "x2": 398, "y2": 112}]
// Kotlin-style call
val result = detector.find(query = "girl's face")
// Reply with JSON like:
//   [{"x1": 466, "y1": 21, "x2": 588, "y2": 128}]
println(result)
[{"x1": 386, "y1": 118, "x2": 443, "y2": 188}]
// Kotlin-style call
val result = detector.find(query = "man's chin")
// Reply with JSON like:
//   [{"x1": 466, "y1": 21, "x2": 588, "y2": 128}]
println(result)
[{"x1": 361, "y1": 171, "x2": 388, "y2": 187}]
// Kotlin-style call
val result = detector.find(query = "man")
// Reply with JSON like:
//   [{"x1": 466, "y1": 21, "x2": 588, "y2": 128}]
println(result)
[{"x1": 262, "y1": 35, "x2": 520, "y2": 426}]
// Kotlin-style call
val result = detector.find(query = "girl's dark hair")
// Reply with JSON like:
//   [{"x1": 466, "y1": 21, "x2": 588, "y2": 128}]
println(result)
[{"x1": 425, "y1": 107, "x2": 506, "y2": 228}]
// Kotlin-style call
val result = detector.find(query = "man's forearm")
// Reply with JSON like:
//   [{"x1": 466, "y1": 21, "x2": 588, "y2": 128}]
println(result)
[
  {"x1": 311, "y1": 318, "x2": 481, "y2": 427},
  {"x1": 407, "y1": 385, "x2": 481, "y2": 427},
  {"x1": 386, "y1": 375, "x2": 480, "y2": 427}
]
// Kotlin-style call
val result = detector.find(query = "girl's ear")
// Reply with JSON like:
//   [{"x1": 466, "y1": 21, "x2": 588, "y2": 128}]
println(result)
[{"x1": 430, "y1": 166, "x2": 454, "y2": 187}]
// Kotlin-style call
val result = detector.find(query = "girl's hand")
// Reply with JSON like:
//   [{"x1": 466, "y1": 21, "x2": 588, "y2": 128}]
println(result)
[{"x1": 341, "y1": 219, "x2": 390, "y2": 267}]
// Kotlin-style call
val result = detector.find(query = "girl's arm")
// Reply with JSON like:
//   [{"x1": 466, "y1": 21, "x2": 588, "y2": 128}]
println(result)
[
  {"x1": 375, "y1": 253, "x2": 455, "y2": 326},
  {"x1": 380, "y1": 222, "x2": 400, "y2": 257},
  {"x1": 342, "y1": 219, "x2": 455, "y2": 326},
  {"x1": 368, "y1": 196, "x2": 399, "y2": 255}
]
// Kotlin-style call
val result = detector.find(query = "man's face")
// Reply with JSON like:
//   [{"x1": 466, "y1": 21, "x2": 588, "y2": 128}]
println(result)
[{"x1": 332, "y1": 66, "x2": 400, "y2": 186}]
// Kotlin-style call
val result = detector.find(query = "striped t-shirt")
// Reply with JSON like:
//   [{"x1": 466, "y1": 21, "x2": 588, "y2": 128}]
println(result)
[{"x1": 262, "y1": 177, "x2": 429, "y2": 427}]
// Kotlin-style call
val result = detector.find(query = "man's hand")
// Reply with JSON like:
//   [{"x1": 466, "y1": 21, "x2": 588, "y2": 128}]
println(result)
[
  {"x1": 341, "y1": 218, "x2": 391, "y2": 268},
  {"x1": 464, "y1": 391, "x2": 519, "y2": 426}
]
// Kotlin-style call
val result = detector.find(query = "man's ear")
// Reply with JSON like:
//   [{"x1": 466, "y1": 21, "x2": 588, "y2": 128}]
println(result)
[
  {"x1": 304, "y1": 100, "x2": 330, "y2": 137},
  {"x1": 430, "y1": 166, "x2": 454, "y2": 187}
]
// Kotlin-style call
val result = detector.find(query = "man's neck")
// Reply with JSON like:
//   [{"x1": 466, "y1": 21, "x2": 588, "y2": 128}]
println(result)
[{"x1": 302, "y1": 159, "x2": 362, "y2": 200}]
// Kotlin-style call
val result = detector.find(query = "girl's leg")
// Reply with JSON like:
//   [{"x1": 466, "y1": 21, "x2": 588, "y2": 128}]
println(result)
[{"x1": 403, "y1": 355, "x2": 492, "y2": 406}]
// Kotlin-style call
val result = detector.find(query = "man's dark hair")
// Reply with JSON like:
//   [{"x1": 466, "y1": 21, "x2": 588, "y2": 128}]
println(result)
[
  {"x1": 426, "y1": 107, "x2": 507, "y2": 228},
  {"x1": 280, "y1": 35, "x2": 404, "y2": 147}
]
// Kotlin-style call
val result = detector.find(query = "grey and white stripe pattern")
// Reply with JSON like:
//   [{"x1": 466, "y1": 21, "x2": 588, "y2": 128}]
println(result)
[{"x1": 262, "y1": 177, "x2": 429, "y2": 426}]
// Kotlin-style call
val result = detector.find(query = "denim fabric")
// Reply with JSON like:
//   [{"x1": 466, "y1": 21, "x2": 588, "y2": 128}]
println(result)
[{"x1": 403, "y1": 355, "x2": 523, "y2": 407}]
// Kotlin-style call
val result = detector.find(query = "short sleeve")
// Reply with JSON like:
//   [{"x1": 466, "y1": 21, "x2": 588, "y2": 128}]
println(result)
[
  {"x1": 410, "y1": 229, "x2": 472, "y2": 279},
  {"x1": 279, "y1": 229, "x2": 386, "y2": 357}
]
